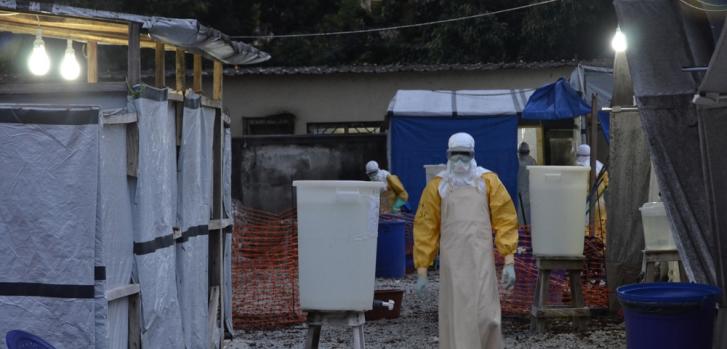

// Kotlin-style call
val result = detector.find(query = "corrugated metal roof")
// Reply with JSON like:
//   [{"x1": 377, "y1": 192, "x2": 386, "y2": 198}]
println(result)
[
  {"x1": 0, "y1": 60, "x2": 610, "y2": 82},
  {"x1": 226, "y1": 61, "x2": 582, "y2": 76},
  {"x1": 0, "y1": 1, "x2": 270, "y2": 65}
]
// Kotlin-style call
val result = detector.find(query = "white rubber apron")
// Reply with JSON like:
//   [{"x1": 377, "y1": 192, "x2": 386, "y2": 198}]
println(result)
[{"x1": 439, "y1": 183, "x2": 503, "y2": 349}]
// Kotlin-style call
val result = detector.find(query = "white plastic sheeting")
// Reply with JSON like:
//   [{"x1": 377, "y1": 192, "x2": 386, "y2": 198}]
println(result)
[
  {"x1": 129, "y1": 85, "x2": 184, "y2": 348},
  {"x1": 99, "y1": 120, "x2": 134, "y2": 349},
  {"x1": 0, "y1": 106, "x2": 100, "y2": 348},
  {"x1": 223, "y1": 127, "x2": 234, "y2": 335},
  {"x1": 387, "y1": 89, "x2": 533, "y2": 117},
  {"x1": 0, "y1": 1, "x2": 270, "y2": 65},
  {"x1": 176, "y1": 90, "x2": 214, "y2": 349}
]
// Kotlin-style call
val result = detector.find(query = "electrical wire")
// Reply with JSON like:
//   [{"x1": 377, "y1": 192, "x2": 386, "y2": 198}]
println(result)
[
  {"x1": 231, "y1": 0, "x2": 560, "y2": 39},
  {"x1": 680, "y1": 0, "x2": 727, "y2": 12}
]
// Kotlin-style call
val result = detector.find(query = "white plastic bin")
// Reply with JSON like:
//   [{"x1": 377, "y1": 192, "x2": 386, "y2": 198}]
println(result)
[
  {"x1": 528, "y1": 166, "x2": 590, "y2": 256},
  {"x1": 640, "y1": 202, "x2": 677, "y2": 251},
  {"x1": 424, "y1": 164, "x2": 446, "y2": 184},
  {"x1": 293, "y1": 180, "x2": 385, "y2": 311}
]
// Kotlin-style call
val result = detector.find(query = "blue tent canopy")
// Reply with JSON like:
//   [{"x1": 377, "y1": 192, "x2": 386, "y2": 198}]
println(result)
[
  {"x1": 523, "y1": 78, "x2": 592, "y2": 120},
  {"x1": 387, "y1": 90, "x2": 526, "y2": 209},
  {"x1": 598, "y1": 111, "x2": 610, "y2": 144}
]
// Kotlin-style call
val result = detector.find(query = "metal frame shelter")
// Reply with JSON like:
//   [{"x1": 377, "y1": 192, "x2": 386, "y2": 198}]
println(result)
[{"x1": 0, "y1": 2, "x2": 269, "y2": 348}]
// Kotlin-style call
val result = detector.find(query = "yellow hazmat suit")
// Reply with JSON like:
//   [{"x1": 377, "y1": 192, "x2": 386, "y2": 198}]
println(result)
[
  {"x1": 414, "y1": 171, "x2": 518, "y2": 349},
  {"x1": 380, "y1": 174, "x2": 409, "y2": 214}
]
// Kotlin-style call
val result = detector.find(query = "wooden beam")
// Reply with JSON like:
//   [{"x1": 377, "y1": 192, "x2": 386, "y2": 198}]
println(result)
[
  {"x1": 5, "y1": 11, "x2": 129, "y2": 35},
  {"x1": 0, "y1": 20, "x2": 131, "y2": 46},
  {"x1": 105, "y1": 284, "x2": 140, "y2": 302},
  {"x1": 155, "y1": 42, "x2": 166, "y2": 88},
  {"x1": 0, "y1": 82, "x2": 126, "y2": 95},
  {"x1": 216, "y1": 110, "x2": 225, "y2": 348},
  {"x1": 128, "y1": 293, "x2": 141, "y2": 349},
  {"x1": 208, "y1": 286, "x2": 220, "y2": 348},
  {"x1": 87, "y1": 41, "x2": 97, "y2": 83},
  {"x1": 102, "y1": 112, "x2": 137, "y2": 125},
  {"x1": 209, "y1": 218, "x2": 233, "y2": 231},
  {"x1": 167, "y1": 89, "x2": 184, "y2": 102},
  {"x1": 176, "y1": 49, "x2": 186, "y2": 91},
  {"x1": 209, "y1": 110, "x2": 225, "y2": 348},
  {"x1": 127, "y1": 123, "x2": 139, "y2": 177},
  {"x1": 589, "y1": 94, "x2": 598, "y2": 237},
  {"x1": 127, "y1": 22, "x2": 141, "y2": 86},
  {"x1": 193, "y1": 54, "x2": 202, "y2": 93},
  {"x1": 201, "y1": 96, "x2": 223, "y2": 109},
  {"x1": 0, "y1": 14, "x2": 161, "y2": 48},
  {"x1": 213, "y1": 61, "x2": 223, "y2": 101}
]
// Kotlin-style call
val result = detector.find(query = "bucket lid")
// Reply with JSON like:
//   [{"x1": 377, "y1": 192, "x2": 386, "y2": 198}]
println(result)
[
  {"x1": 526, "y1": 165, "x2": 591, "y2": 172},
  {"x1": 617, "y1": 283, "x2": 720, "y2": 305},
  {"x1": 293, "y1": 180, "x2": 386, "y2": 189}
]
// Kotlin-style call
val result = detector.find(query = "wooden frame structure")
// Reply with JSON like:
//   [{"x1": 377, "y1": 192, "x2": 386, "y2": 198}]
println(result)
[{"x1": 0, "y1": 6, "x2": 239, "y2": 349}]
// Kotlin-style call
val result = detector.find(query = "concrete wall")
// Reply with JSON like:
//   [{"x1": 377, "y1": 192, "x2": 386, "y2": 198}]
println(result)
[
  {"x1": 223, "y1": 66, "x2": 575, "y2": 136},
  {"x1": 236, "y1": 134, "x2": 387, "y2": 213}
]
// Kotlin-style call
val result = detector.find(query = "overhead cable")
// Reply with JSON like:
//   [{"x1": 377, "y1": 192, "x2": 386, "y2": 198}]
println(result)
[{"x1": 231, "y1": 0, "x2": 560, "y2": 39}]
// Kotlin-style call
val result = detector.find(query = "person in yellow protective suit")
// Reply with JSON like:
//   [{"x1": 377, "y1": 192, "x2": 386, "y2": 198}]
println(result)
[
  {"x1": 413, "y1": 132, "x2": 518, "y2": 349},
  {"x1": 576, "y1": 144, "x2": 608, "y2": 241},
  {"x1": 365, "y1": 160, "x2": 409, "y2": 214}
]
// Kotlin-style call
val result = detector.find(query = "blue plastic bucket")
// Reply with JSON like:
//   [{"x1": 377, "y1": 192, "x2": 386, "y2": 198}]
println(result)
[
  {"x1": 376, "y1": 220, "x2": 406, "y2": 278},
  {"x1": 617, "y1": 283, "x2": 720, "y2": 349}
]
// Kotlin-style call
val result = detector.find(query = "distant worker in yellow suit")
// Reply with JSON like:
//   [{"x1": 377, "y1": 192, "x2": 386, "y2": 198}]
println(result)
[
  {"x1": 365, "y1": 160, "x2": 409, "y2": 214},
  {"x1": 413, "y1": 132, "x2": 518, "y2": 349},
  {"x1": 576, "y1": 144, "x2": 608, "y2": 241}
]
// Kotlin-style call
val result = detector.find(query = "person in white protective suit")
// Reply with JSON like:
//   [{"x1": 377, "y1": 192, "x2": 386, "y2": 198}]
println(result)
[
  {"x1": 413, "y1": 132, "x2": 518, "y2": 349},
  {"x1": 576, "y1": 144, "x2": 609, "y2": 241},
  {"x1": 365, "y1": 160, "x2": 409, "y2": 214}
]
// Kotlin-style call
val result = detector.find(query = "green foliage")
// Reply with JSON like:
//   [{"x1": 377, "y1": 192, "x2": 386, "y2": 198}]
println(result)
[{"x1": 58, "y1": 0, "x2": 617, "y2": 66}]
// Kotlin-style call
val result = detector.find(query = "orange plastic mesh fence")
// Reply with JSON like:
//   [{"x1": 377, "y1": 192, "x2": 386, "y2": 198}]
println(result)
[
  {"x1": 232, "y1": 206, "x2": 608, "y2": 329},
  {"x1": 380, "y1": 214, "x2": 609, "y2": 316},
  {"x1": 232, "y1": 205, "x2": 304, "y2": 329}
]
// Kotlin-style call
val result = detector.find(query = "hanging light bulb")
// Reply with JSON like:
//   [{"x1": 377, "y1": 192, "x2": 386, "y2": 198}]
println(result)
[
  {"x1": 28, "y1": 29, "x2": 50, "y2": 76},
  {"x1": 60, "y1": 39, "x2": 80, "y2": 80},
  {"x1": 611, "y1": 27, "x2": 627, "y2": 53}
]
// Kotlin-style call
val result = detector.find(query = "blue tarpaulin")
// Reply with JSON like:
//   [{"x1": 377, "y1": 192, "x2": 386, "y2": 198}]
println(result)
[
  {"x1": 523, "y1": 78, "x2": 592, "y2": 120},
  {"x1": 389, "y1": 116, "x2": 519, "y2": 209},
  {"x1": 598, "y1": 111, "x2": 610, "y2": 144}
]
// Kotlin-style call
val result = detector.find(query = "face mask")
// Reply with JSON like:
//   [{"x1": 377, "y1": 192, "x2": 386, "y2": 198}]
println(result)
[
  {"x1": 452, "y1": 159, "x2": 470, "y2": 174},
  {"x1": 576, "y1": 156, "x2": 589, "y2": 166}
]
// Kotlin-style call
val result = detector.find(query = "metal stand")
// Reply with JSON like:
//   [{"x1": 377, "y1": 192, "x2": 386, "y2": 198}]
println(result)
[
  {"x1": 530, "y1": 255, "x2": 590, "y2": 333},
  {"x1": 305, "y1": 311, "x2": 366, "y2": 349},
  {"x1": 642, "y1": 249, "x2": 686, "y2": 282}
]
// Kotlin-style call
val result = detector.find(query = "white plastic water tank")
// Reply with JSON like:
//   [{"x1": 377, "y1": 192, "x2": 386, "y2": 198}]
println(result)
[
  {"x1": 640, "y1": 202, "x2": 677, "y2": 251},
  {"x1": 424, "y1": 164, "x2": 446, "y2": 184},
  {"x1": 528, "y1": 166, "x2": 590, "y2": 256},
  {"x1": 293, "y1": 180, "x2": 385, "y2": 311}
]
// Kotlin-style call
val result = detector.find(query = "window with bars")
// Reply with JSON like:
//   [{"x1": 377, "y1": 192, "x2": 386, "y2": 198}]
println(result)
[
  {"x1": 307, "y1": 122, "x2": 383, "y2": 135},
  {"x1": 242, "y1": 113, "x2": 296, "y2": 135}
]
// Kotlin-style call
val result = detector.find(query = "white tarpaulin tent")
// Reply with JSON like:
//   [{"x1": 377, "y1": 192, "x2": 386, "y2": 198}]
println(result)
[{"x1": 387, "y1": 89, "x2": 534, "y2": 117}]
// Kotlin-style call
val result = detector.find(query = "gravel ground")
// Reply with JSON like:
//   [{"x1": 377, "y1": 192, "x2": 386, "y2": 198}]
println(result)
[{"x1": 227, "y1": 273, "x2": 625, "y2": 349}]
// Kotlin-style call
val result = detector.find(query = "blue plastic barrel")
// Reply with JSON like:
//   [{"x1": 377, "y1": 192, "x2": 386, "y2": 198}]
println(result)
[
  {"x1": 376, "y1": 220, "x2": 406, "y2": 278},
  {"x1": 617, "y1": 283, "x2": 720, "y2": 349}
]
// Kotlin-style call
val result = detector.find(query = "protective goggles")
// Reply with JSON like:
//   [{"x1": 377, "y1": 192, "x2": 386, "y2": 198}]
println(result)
[{"x1": 448, "y1": 151, "x2": 473, "y2": 163}]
